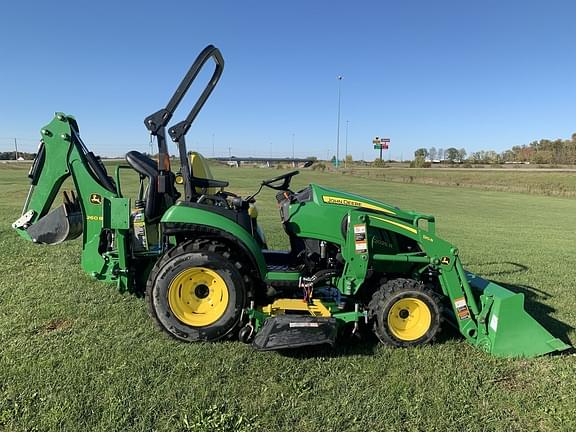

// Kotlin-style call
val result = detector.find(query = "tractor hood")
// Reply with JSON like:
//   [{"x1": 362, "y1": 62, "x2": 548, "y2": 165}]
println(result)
[{"x1": 310, "y1": 184, "x2": 431, "y2": 223}]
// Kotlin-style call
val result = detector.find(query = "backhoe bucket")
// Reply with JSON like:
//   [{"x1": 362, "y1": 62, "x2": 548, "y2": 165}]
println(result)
[
  {"x1": 466, "y1": 272, "x2": 571, "y2": 358},
  {"x1": 26, "y1": 203, "x2": 83, "y2": 245}
]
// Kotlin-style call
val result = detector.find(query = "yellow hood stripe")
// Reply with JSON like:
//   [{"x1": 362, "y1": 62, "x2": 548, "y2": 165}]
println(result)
[{"x1": 371, "y1": 216, "x2": 418, "y2": 234}]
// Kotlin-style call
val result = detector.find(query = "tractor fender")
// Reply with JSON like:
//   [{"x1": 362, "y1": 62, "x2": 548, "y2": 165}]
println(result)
[{"x1": 161, "y1": 204, "x2": 266, "y2": 277}]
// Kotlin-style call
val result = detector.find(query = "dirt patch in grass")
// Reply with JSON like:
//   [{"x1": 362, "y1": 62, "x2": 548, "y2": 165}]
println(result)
[{"x1": 37, "y1": 318, "x2": 72, "y2": 335}]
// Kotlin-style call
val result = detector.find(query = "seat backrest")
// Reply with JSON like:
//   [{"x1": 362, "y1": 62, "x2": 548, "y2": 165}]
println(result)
[
  {"x1": 190, "y1": 152, "x2": 218, "y2": 195},
  {"x1": 125, "y1": 150, "x2": 161, "y2": 220}
]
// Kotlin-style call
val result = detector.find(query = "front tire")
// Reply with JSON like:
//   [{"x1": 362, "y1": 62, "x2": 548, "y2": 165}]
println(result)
[
  {"x1": 146, "y1": 241, "x2": 246, "y2": 342},
  {"x1": 369, "y1": 278, "x2": 443, "y2": 347}
]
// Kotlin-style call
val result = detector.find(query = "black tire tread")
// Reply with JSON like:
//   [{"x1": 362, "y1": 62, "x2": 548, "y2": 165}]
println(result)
[
  {"x1": 145, "y1": 238, "x2": 249, "y2": 342},
  {"x1": 368, "y1": 277, "x2": 444, "y2": 347}
]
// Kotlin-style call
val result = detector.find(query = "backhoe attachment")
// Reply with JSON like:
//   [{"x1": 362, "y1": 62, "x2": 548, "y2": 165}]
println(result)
[{"x1": 14, "y1": 191, "x2": 82, "y2": 245}]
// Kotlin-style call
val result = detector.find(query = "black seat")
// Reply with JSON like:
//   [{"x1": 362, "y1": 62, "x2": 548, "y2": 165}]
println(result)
[
  {"x1": 126, "y1": 150, "x2": 157, "y2": 178},
  {"x1": 125, "y1": 151, "x2": 161, "y2": 220}
]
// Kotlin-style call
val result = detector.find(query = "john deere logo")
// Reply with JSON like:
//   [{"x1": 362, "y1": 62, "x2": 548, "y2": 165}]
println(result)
[
  {"x1": 322, "y1": 195, "x2": 364, "y2": 207},
  {"x1": 440, "y1": 256, "x2": 451, "y2": 265},
  {"x1": 321, "y1": 195, "x2": 396, "y2": 215},
  {"x1": 90, "y1": 193, "x2": 102, "y2": 205}
]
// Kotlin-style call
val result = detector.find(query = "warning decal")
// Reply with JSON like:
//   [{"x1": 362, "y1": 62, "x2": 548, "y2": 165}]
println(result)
[
  {"x1": 289, "y1": 322, "x2": 320, "y2": 328},
  {"x1": 454, "y1": 296, "x2": 471, "y2": 320},
  {"x1": 354, "y1": 224, "x2": 367, "y2": 253}
]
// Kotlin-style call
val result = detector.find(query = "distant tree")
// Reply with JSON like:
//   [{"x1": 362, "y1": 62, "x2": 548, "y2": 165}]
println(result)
[
  {"x1": 429, "y1": 147, "x2": 437, "y2": 161},
  {"x1": 471, "y1": 151, "x2": 484, "y2": 163},
  {"x1": 345, "y1": 154, "x2": 353, "y2": 164},
  {"x1": 458, "y1": 148, "x2": 467, "y2": 162},
  {"x1": 414, "y1": 148, "x2": 429, "y2": 159},
  {"x1": 501, "y1": 150, "x2": 515, "y2": 162},
  {"x1": 306, "y1": 156, "x2": 318, "y2": 161},
  {"x1": 445, "y1": 147, "x2": 459, "y2": 162},
  {"x1": 485, "y1": 150, "x2": 499, "y2": 163},
  {"x1": 437, "y1": 148, "x2": 444, "y2": 161}
]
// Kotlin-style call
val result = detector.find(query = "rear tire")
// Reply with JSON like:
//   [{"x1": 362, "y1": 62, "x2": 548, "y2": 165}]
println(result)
[
  {"x1": 369, "y1": 278, "x2": 443, "y2": 347},
  {"x1": 146, "y1": 241, "x2": 246, "y2": 342}
]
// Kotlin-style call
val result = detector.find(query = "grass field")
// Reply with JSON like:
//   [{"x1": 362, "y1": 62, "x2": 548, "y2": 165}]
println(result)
[
  {"x1": 1, "y1": 163, "x2": 575, "y2": 431},
  {"x1": 339, "y1": 166, "x2": 576, "y2": 197}
]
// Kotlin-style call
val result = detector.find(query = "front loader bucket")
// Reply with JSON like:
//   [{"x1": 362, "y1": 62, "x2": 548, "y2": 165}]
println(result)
[
  {"x1": 466, "y1": 272, "x2": 571, "y2": 358},
  {"x1": 26, "y1": 204, "x2": 83, "y2": 245}
]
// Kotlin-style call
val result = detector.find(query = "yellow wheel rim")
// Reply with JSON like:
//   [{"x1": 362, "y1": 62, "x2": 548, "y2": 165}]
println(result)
[
  {"x1": 387, "y1": 297, "x2": 432, "y2": 341},
  {"x1": 168, "y1": 267, "x2": 229, "y2": 327}
]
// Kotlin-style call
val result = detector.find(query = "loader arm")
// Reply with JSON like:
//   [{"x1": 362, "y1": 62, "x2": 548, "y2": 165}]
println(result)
[
  {"x1": 358, "y1": 212, "x2": 570, "y2": 357},
  {"x1": 13, "y1": 113, "x2": 132, "y2": 291}
]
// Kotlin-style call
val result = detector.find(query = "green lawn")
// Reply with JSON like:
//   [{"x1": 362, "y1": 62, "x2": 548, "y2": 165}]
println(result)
[
  {"x1": 1, "y1": 163, "x2": 575, "y2": 431},
  {"x1": 340, "y1": 166, "x2": 576, "y2": 197}
]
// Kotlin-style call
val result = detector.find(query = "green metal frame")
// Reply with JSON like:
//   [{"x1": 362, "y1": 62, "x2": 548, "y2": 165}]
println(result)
[{"x1": 14, "y1": 113, "x2": 132, "y2": 291}]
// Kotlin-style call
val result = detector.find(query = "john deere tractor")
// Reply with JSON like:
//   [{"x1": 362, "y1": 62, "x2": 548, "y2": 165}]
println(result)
[{"x1": 12, "y1": 45, "x2": 570, "y2": 357}]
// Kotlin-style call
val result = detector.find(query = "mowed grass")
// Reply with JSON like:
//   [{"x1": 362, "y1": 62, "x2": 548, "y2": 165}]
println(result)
[
  {"x1": 1, "y1": 162, "x2": 575, "y2": 431},
  {"x1": 340, "y1": 166, "x2": 576, "y2": 197}
]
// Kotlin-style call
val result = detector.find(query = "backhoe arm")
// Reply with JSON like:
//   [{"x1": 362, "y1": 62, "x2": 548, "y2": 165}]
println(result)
[
  {"x1": 13, "y1": 113, "x2": 132, "y2": 291},
  {"x1": 13, "y1": 114, "x2": 82, "y2": 244}
]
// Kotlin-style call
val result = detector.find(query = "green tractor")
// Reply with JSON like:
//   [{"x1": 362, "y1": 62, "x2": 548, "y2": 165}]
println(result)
[{"x1": 12, "y1": 45, "x2": 570, "y2": 357}]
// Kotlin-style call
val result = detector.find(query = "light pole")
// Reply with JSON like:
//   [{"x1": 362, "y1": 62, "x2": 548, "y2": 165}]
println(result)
[
  {"x1": 345, "y1": 120, "x2": 349, "y2": 168},
  {"x1": 212, "y1": 133, "x2": 215, "y2": 157},
  {"x1": 291, "y1": 133, "x2": 295, "y2": 167},
  {"x1": 336, "y1": 75, "x2": 343, "y2": 169}
]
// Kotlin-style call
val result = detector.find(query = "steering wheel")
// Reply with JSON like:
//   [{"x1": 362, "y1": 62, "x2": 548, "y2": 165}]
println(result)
[{"x1": 261, "y1": 170, "x2": 300, "y2": 191}]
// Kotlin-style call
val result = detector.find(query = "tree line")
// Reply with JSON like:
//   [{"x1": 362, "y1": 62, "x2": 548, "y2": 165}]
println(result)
[
  {"x1": 0, "y1": 151, "x2": 37, "y2": 160},
  {"x1": 414, "y1": 132, "x2": 576, "y2": 165},
  {"x1": 414, "y1": 147, "x2": 467, "y2": 163}
]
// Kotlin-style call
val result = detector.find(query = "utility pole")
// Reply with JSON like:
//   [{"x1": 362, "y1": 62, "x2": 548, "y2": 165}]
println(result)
[
  {"x1": 345, "y1": 120, "x2": 349, "y2": 168},
  {"x1": 14, "y1": 138, "x2": 18, "y2": 160},
  {"x1": 291, "y1": 133, "x2": 295, "y2": 167},
  {"x1": 336, "y1": 75, "x2": 343, "y2": 169}
]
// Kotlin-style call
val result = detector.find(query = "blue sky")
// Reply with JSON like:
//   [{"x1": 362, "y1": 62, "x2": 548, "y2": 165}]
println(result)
[{"x1": 0, "y1": 1, "x2": 574, "y2": 160}]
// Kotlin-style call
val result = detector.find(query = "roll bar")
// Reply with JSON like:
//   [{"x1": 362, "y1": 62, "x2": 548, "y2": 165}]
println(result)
[{"x1": 144, "y1": 45, "x2": 224, "y2": 200}]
